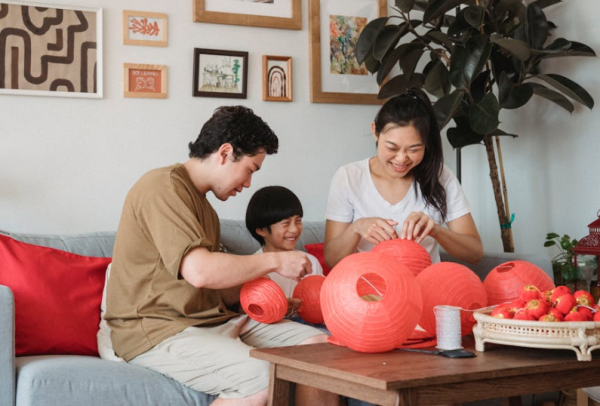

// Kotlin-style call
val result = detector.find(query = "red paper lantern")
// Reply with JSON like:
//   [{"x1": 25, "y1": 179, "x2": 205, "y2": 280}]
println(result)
[
  {"x1": 416, "y1": 262, "x2": 488, "y2": 336},
  {"x1": 483, "y1": 260, "x2": 555, "y2": 306},
  {"x1": 293, "y1": 275, "x2": 326, "y2": 324},
  {"x1": 320, "y1": 252, "x2": 422, "y2": 353},
  {"x1": 240, "y1": 277, "x2": 287, "y2": 324},
  {"x1": 371, "y1": 238, "x2": 432, "y2": 276}
]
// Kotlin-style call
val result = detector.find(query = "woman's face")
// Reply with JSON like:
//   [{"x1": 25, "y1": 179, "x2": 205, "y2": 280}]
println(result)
[{"x1": 373, "y1": 123, "x2": 425, "y2": 178}]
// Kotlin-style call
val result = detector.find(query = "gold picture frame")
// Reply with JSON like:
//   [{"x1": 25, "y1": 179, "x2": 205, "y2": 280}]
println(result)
[
  {"x1": 309, "y1": 0, "x2": 386, "y2": 104},
  {"x1": 193, "y1": 0, "x2": 301, "y2": 30},
  {"x1": 123, "y1": 64, "x2": 167, "y2": 99},
  {"x1": 263, "y1": 55, "x2": 292, "y2": 102},
  {"x1": 123, "y1": 10, "x2": 167, "y2": 47}
]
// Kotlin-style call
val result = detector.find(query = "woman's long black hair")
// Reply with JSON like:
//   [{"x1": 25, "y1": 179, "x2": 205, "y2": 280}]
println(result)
[{"x1": 373, "y1": 88, "x2": 447, "y2": 221}]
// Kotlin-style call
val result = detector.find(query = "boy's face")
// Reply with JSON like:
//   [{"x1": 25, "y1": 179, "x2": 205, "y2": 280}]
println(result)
[{"x1": 258, "y1": 215, "x2": 303, "y2": 252}]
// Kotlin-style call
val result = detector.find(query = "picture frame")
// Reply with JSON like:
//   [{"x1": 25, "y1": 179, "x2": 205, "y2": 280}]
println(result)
[
  {"x1": 263, "y1": 56, "x2": 292, "y2": 102},
  {"x1": 193, "y1": 48, "x2": 248, "y2": 99},
  {"x1": 123, "y1": 10, "x2": 168, "y2": 47},
  {"x1": 0, "y1": 1, "x2": 103, "y2": 98},
  {"x1": 123, "y1": 63, "x2": 167, "y2": 99},
  {"x1": 309, "y1": 0, "x2": 386, "y2": 104},
  {"x1": 193, "y1": 0, "x2": 301, "y2": 30}
]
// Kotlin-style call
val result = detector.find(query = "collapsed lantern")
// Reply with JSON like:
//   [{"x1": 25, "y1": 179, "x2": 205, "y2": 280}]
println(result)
[{"x1": 240, "y1": 277, "x2": 287, "y2": 324}]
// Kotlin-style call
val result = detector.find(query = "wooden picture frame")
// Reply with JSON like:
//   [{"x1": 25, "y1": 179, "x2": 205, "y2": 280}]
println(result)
[
  {"x1": 263, "y1": 56, "x2": 292, "y2": 102},
  {"x1": 123, "y1": 10, "x2": 167, "y2": 47},
  {"x1": 0, "y1": 1, "x2": 102, "y2": 98},
  {"x1": 193, "y1": 48, "x2": 248, "y2": 99},
  {"x1": 309, "y1": 0, "x2": 386, "y2": 104},
  {"x1": 193, "y1": 0, "x2": 301, "y2": 30},
  {"x1": 123, "y1": 64, "x2": 167, "y2": 99}
]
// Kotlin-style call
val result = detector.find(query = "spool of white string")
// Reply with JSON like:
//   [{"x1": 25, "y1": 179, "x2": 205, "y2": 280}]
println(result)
[{"x1": 434, "y1": 305, "x2": 463, "y2": 350}]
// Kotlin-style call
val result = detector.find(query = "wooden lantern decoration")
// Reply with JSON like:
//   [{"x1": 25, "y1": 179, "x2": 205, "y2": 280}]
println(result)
[{"x1": 572, "y1": 209, "x2": 600, "y2": 303}]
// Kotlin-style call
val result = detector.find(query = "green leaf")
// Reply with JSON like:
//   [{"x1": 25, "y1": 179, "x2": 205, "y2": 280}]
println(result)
[
  {"x1": 423, "y1": 0, "x2": 465, "y2": 25},
  {"x1": 492, "y1": 38, "x2": 531, "y2": 61},
  {"x1": 376, "y1": 42, "x2": 424, "y2": 85},
  {"x1": 433, "y1": 89, "x2": 465, "y2": 130},
  {"x1": 373, "y1": 25, "x2": 407, "y2": 62},
  {"x1": 545, "y1": 38, "x2": 571, "y2": 52},
  {"x1": 356, "y1": 17, "x2": 388, "y2": 64},
  {"x1": 544, "y1": 241, "x2": 556, "y2": 247},
  {"x1": 449, "y1": 35, "x2": 492, "y2": 89},
  {"x1": 378, "y1": 74, "x2": 425, "y2": 99},
  {"x1": 536, "y1": 40, "x2": 597, "y2": 58},
  {"x1": 469, "y1": 93, "x2": 500, "y2": 135},
  {"x1": 547, "y1": 232, "x2": 560, "y2": 239},
  {"x1": 447, "y1": 115, "x2": 485, "y2": 148},
  {"x1": 400, "y1": 48, "x2": 425, "y2": 78},
  {"x1": 489, "y1": 128, "x2": 518, "y2": 138},
  {"x1": 464, "y1": 5, "x2": 485, "y2": 29},
  {"x1": 414, "y1": 0, "x2": 428, "y2": 12},
  {"x1": 495, "y1": 0, "x2": 527, "y2": 36},
  {"x1": 425, "y1": 30, "x2": 454, "y2": 49},
  {"x1": 396, "y1": 0, "x2": 416, "y2": 13},
  {"x1": 470, "y1": 70, "x2": 490, "y2": 104},
  {"x1": 526, "y1": 2, "x2": 549, "y2": 50},
  {"x1": 425, "y1": 60, "x2": 451, "y2": 98},
  {"x1": 363, "y1": 53, "x2": 381, "y2": 74},
  {"x1": 498, "y1": 72, "x2": 533, "y2": 109},
  {"x1": 535, "y1": 74, "x2": 594, "y2": 109},
  {"x1": 528, "y1": 82, "x2": 574, "y2": 113}
]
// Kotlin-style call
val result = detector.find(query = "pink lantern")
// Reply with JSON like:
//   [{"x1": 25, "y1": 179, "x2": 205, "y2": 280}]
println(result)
[
  {"x1": 240, "y1": 277, "x2": 287, "y2": 324},
  {"x1": 293, "y1": 275, "x2": 326, "y2": 324},
  {"x1": 483, "y1": 260, "x2": 555, "y2": 305},
  {"x1": 321, "y1": 252, "x2": 422, "y2": 353},
  {"x1": 371, "y1": 238, "x2": 432, "y2": 276}
]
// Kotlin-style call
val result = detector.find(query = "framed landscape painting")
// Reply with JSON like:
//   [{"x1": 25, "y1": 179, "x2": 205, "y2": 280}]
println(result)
[
  {"x1": 193, "y1": 0, "x2": 301, "y2": 30},
  {"x1": 0, "y1": 1, "x2": 102, "y2": 98},
  {"x1": 193, "y1": 48, "x2": 248, "y2": 99}
]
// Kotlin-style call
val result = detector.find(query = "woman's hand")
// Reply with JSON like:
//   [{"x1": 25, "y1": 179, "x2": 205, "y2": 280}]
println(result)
[
  {"x1": 400, "y1": 211, "x2": 438, "y2": 243},
  {"x1": 352, "y1": 217, "x2": 399, "y2": 244}
]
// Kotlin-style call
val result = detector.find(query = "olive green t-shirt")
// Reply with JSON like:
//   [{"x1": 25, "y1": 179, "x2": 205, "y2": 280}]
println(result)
[{"x1": 105, "y1": 164, "x2": 239, "y2": 361}]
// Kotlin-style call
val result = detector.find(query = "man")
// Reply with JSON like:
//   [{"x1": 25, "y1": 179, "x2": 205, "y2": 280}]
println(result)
[{"x1": 105, "y1": 106, "x2": 337, "y2": 406}]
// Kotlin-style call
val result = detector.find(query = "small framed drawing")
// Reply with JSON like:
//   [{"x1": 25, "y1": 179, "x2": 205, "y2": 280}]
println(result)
[
  {"x1": 123, "y1": 10, "x2": 167, "y2": 47},
  {"x1": 123, "y1": 64, "x2": 167, "y2": 99},
  {"x1": 193, "y1": 48, "x2": 248, "y2": 99},
  {"x1": 0, "y1": 1, "x2": 102, "y2": 98},
  {"x1": 193, "y1": 0, "x2": 301, "y2": 30},
  {"x1": 263, "y1": 56, "x2": 292, "y2": 102},
  {"x1": 309, "y1": 0, "x2": 387, "y2": 104}
]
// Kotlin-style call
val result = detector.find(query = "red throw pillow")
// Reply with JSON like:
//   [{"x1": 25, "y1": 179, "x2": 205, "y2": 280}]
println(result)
[
  {"x1": 304, "y1": 243, "x2": 332, "y2": 276},
  {"x1": 0, "y1": 234, "x2": 110, "y2": 356}
]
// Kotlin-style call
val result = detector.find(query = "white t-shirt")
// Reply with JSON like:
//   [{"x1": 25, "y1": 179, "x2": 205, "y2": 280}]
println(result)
[
  {"x1": 325, "y1": 158, "x2": 472, "y2": 263},
  {"x1": 254, "y1": 248, "x2": 324, "y2": 297}
]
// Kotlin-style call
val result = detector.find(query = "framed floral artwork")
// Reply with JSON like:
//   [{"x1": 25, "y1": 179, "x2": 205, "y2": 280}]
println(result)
[
  {"x1": 123, "y1": 64, "x2": 167, "y2": 99},
  {"x1": 193, "y1": 0, "x2": 301, "y2": 30},
  {"x1": 263, "y1": 55, "x2": 292, "y2": 102},
  {"x1": 123, "y1": 10, "x2": 167, "y2": 47},
  {"x1": 193, "y1": 48, "x2": 248, "y2": 99},
  {"x1": 309, "y1": 0, "x2": 386, "y2": 104}
]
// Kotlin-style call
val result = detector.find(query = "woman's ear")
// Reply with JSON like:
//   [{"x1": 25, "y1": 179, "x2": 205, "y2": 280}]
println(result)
[
  {"x1": 371, "y1": 122, "x2": 378, "y2": 142},
  {"x1": 217, "y1": 143, "x2": 234, "y2": 164}
]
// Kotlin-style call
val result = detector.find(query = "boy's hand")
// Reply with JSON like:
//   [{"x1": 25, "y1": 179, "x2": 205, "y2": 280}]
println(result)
[{"x1": 273, "y1": 251, "x2": 313, "y2": 282}]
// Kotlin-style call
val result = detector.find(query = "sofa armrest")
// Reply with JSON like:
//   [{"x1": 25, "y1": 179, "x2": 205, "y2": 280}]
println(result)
[{"x1": 0, "y1": 285, "x2": 16, "y2": 406}]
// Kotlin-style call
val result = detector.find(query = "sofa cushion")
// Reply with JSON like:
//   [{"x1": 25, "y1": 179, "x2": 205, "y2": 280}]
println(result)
[
  {"x1": 304, "y1": 243, "x2": 332, "y2": 276},
  {"x1": 0, "y1": 234, "x2": 110, "y2": 356},
  {"x1": 16, "y1": 355, "x2": 215, "y2": 406}
]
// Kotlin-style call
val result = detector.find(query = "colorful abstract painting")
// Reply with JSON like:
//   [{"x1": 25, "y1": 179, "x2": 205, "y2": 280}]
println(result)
[
  {"x1": 329, "y1": 14, "x2": 368, "y2": 75},
  {"x1": 0, "y1": 2, "x2": 100, "y2": 97}
]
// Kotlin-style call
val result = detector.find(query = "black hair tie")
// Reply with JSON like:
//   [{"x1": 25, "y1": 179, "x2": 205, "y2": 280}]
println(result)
[{"x1": 403, "y1": 88, "x2": 417, "y2": 98}]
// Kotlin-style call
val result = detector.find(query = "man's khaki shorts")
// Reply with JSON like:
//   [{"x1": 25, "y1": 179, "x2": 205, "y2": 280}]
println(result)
[{"x1": 129, "y1": 315, "x2": 325, "y2": 399}]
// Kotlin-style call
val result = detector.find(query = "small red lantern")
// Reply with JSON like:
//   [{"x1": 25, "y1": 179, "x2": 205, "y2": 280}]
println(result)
[
  {"x1": 371, "y1": 238, "x2": 432, "y2": 276},
  {"x1": 240, "y1": 277, "x2": 287, "y2": 324},
  {"x1": 293, "y1": 275, "x2": 326, "y2": 324},
  {"x1": 572, "y1": 210, "x2": 600, "y2": 303}
]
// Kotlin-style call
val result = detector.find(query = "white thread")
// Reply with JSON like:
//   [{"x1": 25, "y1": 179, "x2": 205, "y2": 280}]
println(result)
[
  {"x1": 360, "y1": 276, "x2": 383, "y2": 297},
  {"x1": 434, "y1": 305, "x2": 463, "y2": 350}
]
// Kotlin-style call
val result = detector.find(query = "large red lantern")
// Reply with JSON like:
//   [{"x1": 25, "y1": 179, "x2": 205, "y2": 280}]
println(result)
[
  {"x1": 320, "y1": 252, "x2": 422, "y2": 353},
  {"x1": 372, "y1": 238, "x2": 432, "y2": 277},
  {"x1": 416, "y1": 262, "x2": 488, "y2": 336},
  {"x1": 483, "y1": 260, "x2": 555, "y2": 305},
  {"x1": 240, "y1": 277, "x2": 287, "y2": 324},
  {"x1": 293, "y1": 275, "x2": 325, "y2": 324}
]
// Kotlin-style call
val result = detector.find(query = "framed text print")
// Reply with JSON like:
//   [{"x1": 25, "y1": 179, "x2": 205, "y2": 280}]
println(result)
[{"x1": 123, "y1": 64, "x2": 167, "y2": 99}]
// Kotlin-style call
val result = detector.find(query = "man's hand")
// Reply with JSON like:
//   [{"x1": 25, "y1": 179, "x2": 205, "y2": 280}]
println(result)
[
  {"x1": 287, "y1": 297, "x2": 302, "y2": 317},
  {"x1": 273, "y1": 251, "x2": 313, "y2": 282}
]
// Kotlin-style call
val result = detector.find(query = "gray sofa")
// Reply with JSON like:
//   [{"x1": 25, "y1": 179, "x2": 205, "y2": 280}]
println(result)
[{"x1": 0, "y1": 219, "x2": 557, "y2": 406}]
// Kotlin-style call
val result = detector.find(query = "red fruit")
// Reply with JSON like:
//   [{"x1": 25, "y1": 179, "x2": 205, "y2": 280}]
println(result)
[
  {"x1": 542, "y1": 290, "x2": 553, "y2": 306},
  {"x1": 548, "y1": 308, "x2": 564, "y2": 321},
  {"x1": 574, "y1": 290, "x2": 595, "y2": 307},
  {"x1": 513, "y1": 310, "x2": 535, "y2": 321},
  {"x1": 565, "y1": 312, "x2": 588, "y2": 322},
  {"x1": 525, "y1": 299, "x2": 549, "y2": 320},
  {"x1": 519, "y1": 285, "x2": 541, "y2": 302},
  {"x1": 555, "y1": 294, "x2": 577, "y2": 315},
  {"x1": 539, "y1": 313, "x2": 561, "y2": 322},
  {"x1": 576, "y1": 306, "x2": 593, "y2": 321},
  {"x1": 550, "y1": 286, "x2": 572, "y2": 303},
  {"x1": 506, "y1": 299, "x2": 526, "y2": 315},
  {"x1": 491, "y1": 306, "x2": 513, "y2": 319}
]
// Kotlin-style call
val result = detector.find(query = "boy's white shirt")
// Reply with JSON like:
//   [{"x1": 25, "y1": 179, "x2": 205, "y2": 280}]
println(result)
[{"x1": 253, "y1": 248, "x2": 324, "y2": 297}]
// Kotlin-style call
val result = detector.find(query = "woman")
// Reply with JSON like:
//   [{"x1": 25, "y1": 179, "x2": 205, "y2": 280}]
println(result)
[{"x1": 324, "y1": 88, "x2": 483, "y2": 268}]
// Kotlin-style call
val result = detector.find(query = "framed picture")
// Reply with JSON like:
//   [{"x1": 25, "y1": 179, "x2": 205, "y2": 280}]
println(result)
[
  {"x1": 193, "y1": 48, "x2": 248, "y2": 99},
  {"x1": 309, "y1": 0, "x2": 386, "y2": 104},
  {"x1": 263, "y1": 56, "x2": 292, "y2": 102},
  {"x1": 123, "y1": 64, "x2": 167, "y2": 99},
  {"x1": 0, "y1": 1, "x2": 102, "y2": 98},
  {"x1": 193, "y1": 0, "x2": 301, "y2": 30},
  {"x1": 123, "y1": 10, "x2": 167, "y2": 47}
]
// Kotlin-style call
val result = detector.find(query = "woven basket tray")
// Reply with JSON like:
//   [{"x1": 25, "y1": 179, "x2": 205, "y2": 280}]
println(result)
[{"x1": 473, "y1": 309, "x2": 600, "y2": 361}]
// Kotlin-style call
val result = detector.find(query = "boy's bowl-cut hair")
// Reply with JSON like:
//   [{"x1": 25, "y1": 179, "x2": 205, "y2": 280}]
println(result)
[{"x1": 245, "y1": 186, "x2": 303, "y2": 246}]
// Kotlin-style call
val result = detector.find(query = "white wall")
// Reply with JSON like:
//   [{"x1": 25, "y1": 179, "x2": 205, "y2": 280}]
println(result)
[{"x1": 1, "y1": 0, "x2": 599, "y2": 257}]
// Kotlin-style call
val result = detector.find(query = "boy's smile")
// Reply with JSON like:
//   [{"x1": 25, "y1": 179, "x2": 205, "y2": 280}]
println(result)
[{"x1": 258, "y1": 215, "x2": 303, "y2": 252}]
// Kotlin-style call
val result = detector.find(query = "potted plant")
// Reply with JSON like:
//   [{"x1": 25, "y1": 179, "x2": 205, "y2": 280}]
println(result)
[
  {"x1": 357, "y1": 0, "x2": 595, "y2": 252},
  {"x1": 544, "y1": 233, "x2": 578, "y2": 287}
]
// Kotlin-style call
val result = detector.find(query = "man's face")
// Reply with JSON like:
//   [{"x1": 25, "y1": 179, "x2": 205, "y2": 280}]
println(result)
[{"x1": 213, "y1": 150, "x2": 266, "y2": 201}]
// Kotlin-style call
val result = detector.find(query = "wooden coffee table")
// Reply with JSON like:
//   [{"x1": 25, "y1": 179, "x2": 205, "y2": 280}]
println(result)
[{"x1": 251, "y1": 341, "x2": 600, "y2": 406}]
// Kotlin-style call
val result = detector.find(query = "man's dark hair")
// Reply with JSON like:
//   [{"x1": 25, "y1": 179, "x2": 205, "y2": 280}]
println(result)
[
  {"x1": 245, "y1": 186, "x2": 303, "y2": 246},
  {"x1": 189, "y1": 106, "x2": 278, "y2": 160}
]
